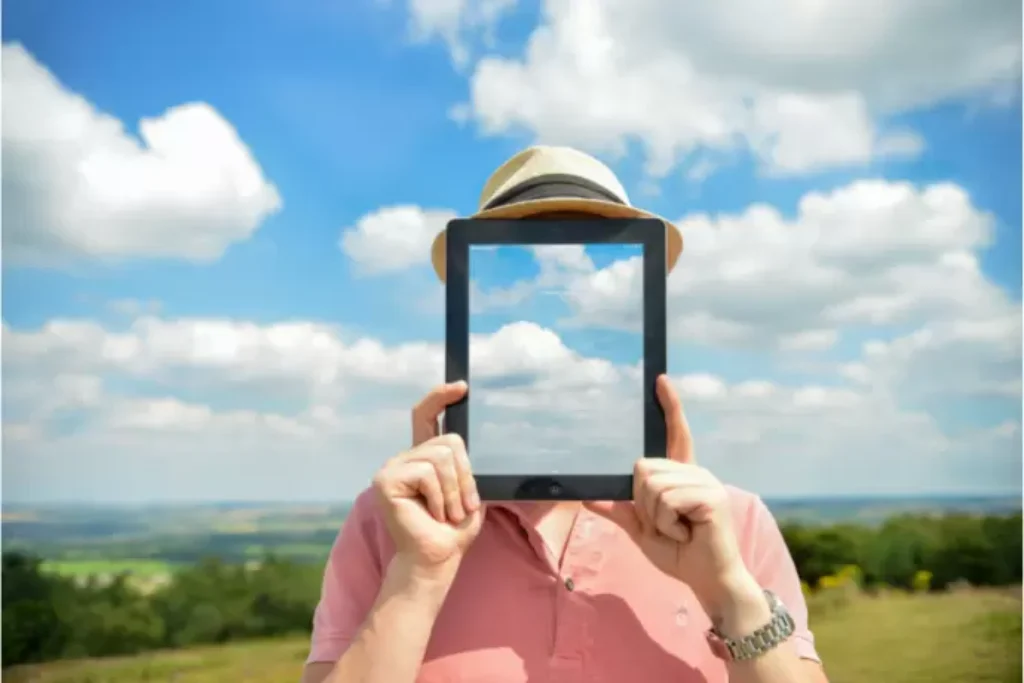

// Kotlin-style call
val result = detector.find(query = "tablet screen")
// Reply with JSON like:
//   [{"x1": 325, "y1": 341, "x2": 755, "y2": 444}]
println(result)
[{"x1": 467, "y1": 243, "x2": 644, "y2": 476}]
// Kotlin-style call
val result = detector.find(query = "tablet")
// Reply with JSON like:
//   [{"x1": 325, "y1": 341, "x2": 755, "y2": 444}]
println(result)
[{"x1": 444, "y1": 218, "x2": 667, "y2": 501}]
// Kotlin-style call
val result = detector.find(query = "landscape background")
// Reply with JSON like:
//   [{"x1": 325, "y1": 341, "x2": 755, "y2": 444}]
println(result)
[
  {"x1": 3, "y1": 0, "x2": 1022, "y2": 681},
  {"x1": 3, "y1": 496, "x2": 1022, "y2": 682},
  {"x1": 5, "y1": 495, "x2": 1023, "y2": 573}
]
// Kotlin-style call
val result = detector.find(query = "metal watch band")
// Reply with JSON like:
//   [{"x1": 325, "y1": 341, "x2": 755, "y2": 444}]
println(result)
[{"x1": 708, "y1": 589, "x2": 796, "y2": 662}]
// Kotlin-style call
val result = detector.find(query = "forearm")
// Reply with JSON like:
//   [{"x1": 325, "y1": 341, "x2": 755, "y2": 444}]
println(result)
[
  {"x1": 702, "y1": 572, "x2": 812, "y2": 683},
  {"x1": 324, "y1": 557, "x2": 455, "y2": 683}
]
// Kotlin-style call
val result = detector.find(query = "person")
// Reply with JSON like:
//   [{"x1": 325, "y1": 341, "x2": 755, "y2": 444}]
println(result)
[{"x1": 301, "y1": 146, "x2": 829, "y2": 683}]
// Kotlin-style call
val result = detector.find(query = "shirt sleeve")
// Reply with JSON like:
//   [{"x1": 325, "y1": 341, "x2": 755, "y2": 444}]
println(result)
[
  {"x1": 307, "y1": 489, "x2": 394, "y2": 664},
  {"x1": 739, "y1": 492, "x2": 821, "y2": 664}
]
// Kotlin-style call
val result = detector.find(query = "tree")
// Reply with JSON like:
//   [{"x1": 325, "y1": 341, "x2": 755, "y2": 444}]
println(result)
[{"x1": 1, "y1": 553, "x2": 72, "y2": 666}]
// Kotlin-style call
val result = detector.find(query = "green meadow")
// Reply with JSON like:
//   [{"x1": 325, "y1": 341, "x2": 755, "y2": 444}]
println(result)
[{"x1": 40, "y1": 560, "x2": 174, "y2": 579}]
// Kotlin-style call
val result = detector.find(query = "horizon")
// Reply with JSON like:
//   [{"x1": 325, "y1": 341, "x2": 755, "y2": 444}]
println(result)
[{"x1": 4, "y1": 491, "x2": 1022, "y2": 510}]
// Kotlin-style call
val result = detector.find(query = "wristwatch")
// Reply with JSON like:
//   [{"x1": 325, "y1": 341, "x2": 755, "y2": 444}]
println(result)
[{"x1": 705, "y1": 589, "x2": 796, "y2": 662}]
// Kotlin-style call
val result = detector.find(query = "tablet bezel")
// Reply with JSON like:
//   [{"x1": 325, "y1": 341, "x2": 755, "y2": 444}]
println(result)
[{"x1": 443, "y1": 218, "x2": 668, "y2": 501}]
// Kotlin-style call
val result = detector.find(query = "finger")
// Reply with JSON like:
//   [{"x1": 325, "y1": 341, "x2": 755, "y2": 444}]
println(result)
[
  {"x1": 584, "y1": 500, "x2": 642, "y2": 538},
  {"x1": 442, "y1": 433, "x2": 480, "y2": 514},
  {"x1": 437, "y1": 451, "x2": 465, "y2": 523},
  {"x1": 636, "y1": 460, "x2": 705, "y2": 480},
  {"x1": 406, "y1": 443, "x2": 465, "y2": 524},
  {"x1": 639, "y1": 469, "x2": 703, "y2": 539},
  {"x1": 657, "y1": 375, "x2": 694, "y2": 464},
  {"x1": 634, "y1": 457, "x2": 695, "y2": 477},
  {"x1": 658, "y1": 484, "x2": 720, "y2": 543},
  {"x1": 651, "y1": 475, "x2": 700, "y2": 544},
  {"x1": 412, "y1": 381, "x2": 468, "y2": 446},
  {"x1": 633, "y1": 464, "x2": 654, "y2": 534},
  {"x1": 419, "y1": 434, "x2": 479, "y2": 513},
  {"x1": 409, "y1": 461, "x2": 447, "y2": 523},
  {"x1": 453, "y1": 502, "x2": 488, "y2": 535},
  {"x1": 380, "y1": 461, "x2": 446, "y2": 522},
  {"x1": 638, "y1": 471, "x2": 671, "y2": 532},
  {"x1": 652, "y1": 485, "x2": 695, "y2": 544}
]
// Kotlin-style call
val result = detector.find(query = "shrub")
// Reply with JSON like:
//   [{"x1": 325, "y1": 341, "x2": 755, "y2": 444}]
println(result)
[{"x1": 911, "y1": 569, "x2": 933, "y2": 593}]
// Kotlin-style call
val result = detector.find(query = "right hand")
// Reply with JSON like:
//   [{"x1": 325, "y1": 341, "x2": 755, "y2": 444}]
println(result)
[{"x1": 373, "y1": 381, "x2": 484, "y2": 573}]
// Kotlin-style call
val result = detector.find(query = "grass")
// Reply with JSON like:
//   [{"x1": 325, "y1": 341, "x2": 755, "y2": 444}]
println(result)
[
  {"x1": 5, "y1": 588, "x2": 1021, "y2": 683},
  {"x1": 40, "y1": 560, "x2": 174, "y2": 579},
  {"x1": 5, "y1": 639, "x2": 311, "y2": 683},
  {"x1": 810, "y1": 587, "x2": 1022, "y2": 683}
]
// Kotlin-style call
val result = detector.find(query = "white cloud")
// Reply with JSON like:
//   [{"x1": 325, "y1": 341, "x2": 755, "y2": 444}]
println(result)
[
  {"x1": 2, "y1": 317, "x2": 619, "y2": 424},
  {"x1": 1, "y1": 317, "x2": 443, "y2": 412},
  {"x1": 562, "y1": 179, "x2": 1004, "y2": 351},
  {"x1": 423, "y1": 0, "x2": 1020, "y2": 177},
  {"x1": 778, "y1": 329, "x2": 839, "y2": 353},
  {"x1": 746, "y1": 92, "x2": 924, "y2": 174},
  {"x1": 3, "y1": 311, "x2": 1019, "y2": 501},
  {"x1": 468, "y1": 245, "x2": 598, "y2": 313},
  {"x1": 2, "y1": 43, "x2": 281, "y2": 265},
  {"x1": 2, "y1": 315, "x2": 441, "y2": 501},
  {"x1": 101, "y1": 397, "x2": 339, "y2": 439},
  {"x1": 851, "y1": 312, "x2": 1023, "y2": 400},
  {"x1": 407, "y1": 0, "x2": 518, "y2": 66},
  {"x1": 340, "y1": 205, "x2": 457, "y2": 274}
]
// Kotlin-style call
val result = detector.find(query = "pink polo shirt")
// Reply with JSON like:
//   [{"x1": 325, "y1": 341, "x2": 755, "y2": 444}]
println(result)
[{"x1": 308, "y1": 485, "x2": 820, "y2": 682}]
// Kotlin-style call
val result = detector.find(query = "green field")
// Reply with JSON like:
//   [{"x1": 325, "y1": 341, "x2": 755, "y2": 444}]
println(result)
[
  {"x1": 812, "y1": 588, "x2": 1021, "y2": 683},
  {"x1": 5, "y1": 588, "x2": 1020, "y2": 683},
  {"x1": 40, "y1": 559, "x2": 174, "y2": 579}
]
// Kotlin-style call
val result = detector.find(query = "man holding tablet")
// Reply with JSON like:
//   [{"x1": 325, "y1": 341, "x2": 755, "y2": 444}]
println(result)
[{"x1": 302, "y1": 147, "x2": 829, "y2": 683}]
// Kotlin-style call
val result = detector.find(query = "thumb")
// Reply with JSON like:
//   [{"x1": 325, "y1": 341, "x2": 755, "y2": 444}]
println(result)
[
  {"x1": 584, "y1": 500, "x2": 642, "y2": 538},
  {"x1": 657, "y1": 375, "x2": 694, "y2": 464}
]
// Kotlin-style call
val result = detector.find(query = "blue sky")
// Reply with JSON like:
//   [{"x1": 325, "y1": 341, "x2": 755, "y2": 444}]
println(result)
[{"x1": 2, "y1": 0, "x2": 1021, "y2": 503}]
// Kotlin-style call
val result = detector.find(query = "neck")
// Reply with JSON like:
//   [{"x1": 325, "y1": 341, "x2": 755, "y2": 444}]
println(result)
[
  {"x1": 504, "y1": 500, "x2": 582, "y2": 521},
  {"x1": 548, "y1": 501, "x2": 583, "y2": 515}
]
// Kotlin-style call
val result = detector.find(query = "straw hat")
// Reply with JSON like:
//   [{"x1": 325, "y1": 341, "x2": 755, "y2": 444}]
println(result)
[{"x1": 430, "y1": 145, "x2": 684, "y2": 281}]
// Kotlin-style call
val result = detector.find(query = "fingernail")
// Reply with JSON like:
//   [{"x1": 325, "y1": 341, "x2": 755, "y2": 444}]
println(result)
[{"x1": 467, "y1": 491, "x2": 480, "y2": 510}]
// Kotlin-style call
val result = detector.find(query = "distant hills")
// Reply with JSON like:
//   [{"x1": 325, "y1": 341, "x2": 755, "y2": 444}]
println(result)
[
  {"x1": 4, "y1": 494, "x2": 1020, "y2": 543},
  {"x1": 3, "y1": 494, "x2": 1018, "y2": 567},
  {"x1": 762, "y1": 494, "x2": 1022, "y2": 525}
]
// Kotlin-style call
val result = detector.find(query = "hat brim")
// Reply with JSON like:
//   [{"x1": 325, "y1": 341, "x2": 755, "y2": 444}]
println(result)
[{"x1": 430, "y1": 197, "x2": 683, "y2": 282}]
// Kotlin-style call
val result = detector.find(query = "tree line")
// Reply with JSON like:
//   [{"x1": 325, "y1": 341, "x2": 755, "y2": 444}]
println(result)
[
  {"x1": 783, "y1": 511, "x2": 1021, "y2": 590},
  {"x1": 3, "y1": 510, "x2": 1021, "y2": 668}
]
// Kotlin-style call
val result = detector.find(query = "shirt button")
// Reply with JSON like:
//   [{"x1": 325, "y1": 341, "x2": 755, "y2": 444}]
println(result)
[{"x1": 564, "y1": 577, "x2": 575, "y2": 591}]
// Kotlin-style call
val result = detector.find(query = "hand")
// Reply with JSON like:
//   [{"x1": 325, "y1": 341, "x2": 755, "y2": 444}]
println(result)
[
  {"x1": 373, "y1": 382, "x2": 483, "y2": 577},
  {"x1": 586, "y1": 375, "x2": 755, "y2": 617},
  {"x1": 412, "y1": 381, "x2": 468, "y2": 447}
]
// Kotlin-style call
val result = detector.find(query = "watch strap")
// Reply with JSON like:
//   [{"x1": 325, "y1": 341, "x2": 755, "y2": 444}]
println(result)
[{"x1": 705, "y1": 589, "x2": 796, "y2": 662}]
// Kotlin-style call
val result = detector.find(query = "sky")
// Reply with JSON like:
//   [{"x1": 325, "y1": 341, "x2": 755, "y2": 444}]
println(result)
[
  {"x1": 2, "y1": 0, "x2": 1021, "y2": 504},
  {"x1": 467, "y1": 244, "x2": 646, "y2": 476}
]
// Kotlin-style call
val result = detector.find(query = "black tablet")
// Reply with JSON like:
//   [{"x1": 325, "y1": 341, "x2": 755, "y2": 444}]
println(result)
[{"x1": 444, "y1": 218, "x2": 667, "y2": 501}]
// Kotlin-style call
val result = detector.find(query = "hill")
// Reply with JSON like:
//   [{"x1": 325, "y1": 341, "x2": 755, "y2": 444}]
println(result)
[{"x1": 5, "y1": 495, "x2": 1019, "y2": 574}]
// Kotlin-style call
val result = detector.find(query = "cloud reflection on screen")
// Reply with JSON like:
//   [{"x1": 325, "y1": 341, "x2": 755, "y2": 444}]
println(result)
[{"x1": 467, "y1": 243, "x2": 644, "y2": 475}]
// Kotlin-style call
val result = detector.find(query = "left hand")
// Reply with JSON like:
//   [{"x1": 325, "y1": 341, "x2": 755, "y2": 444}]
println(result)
[{"x1": 586, "y1": 375, "x2": 756, "y2": 617}]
